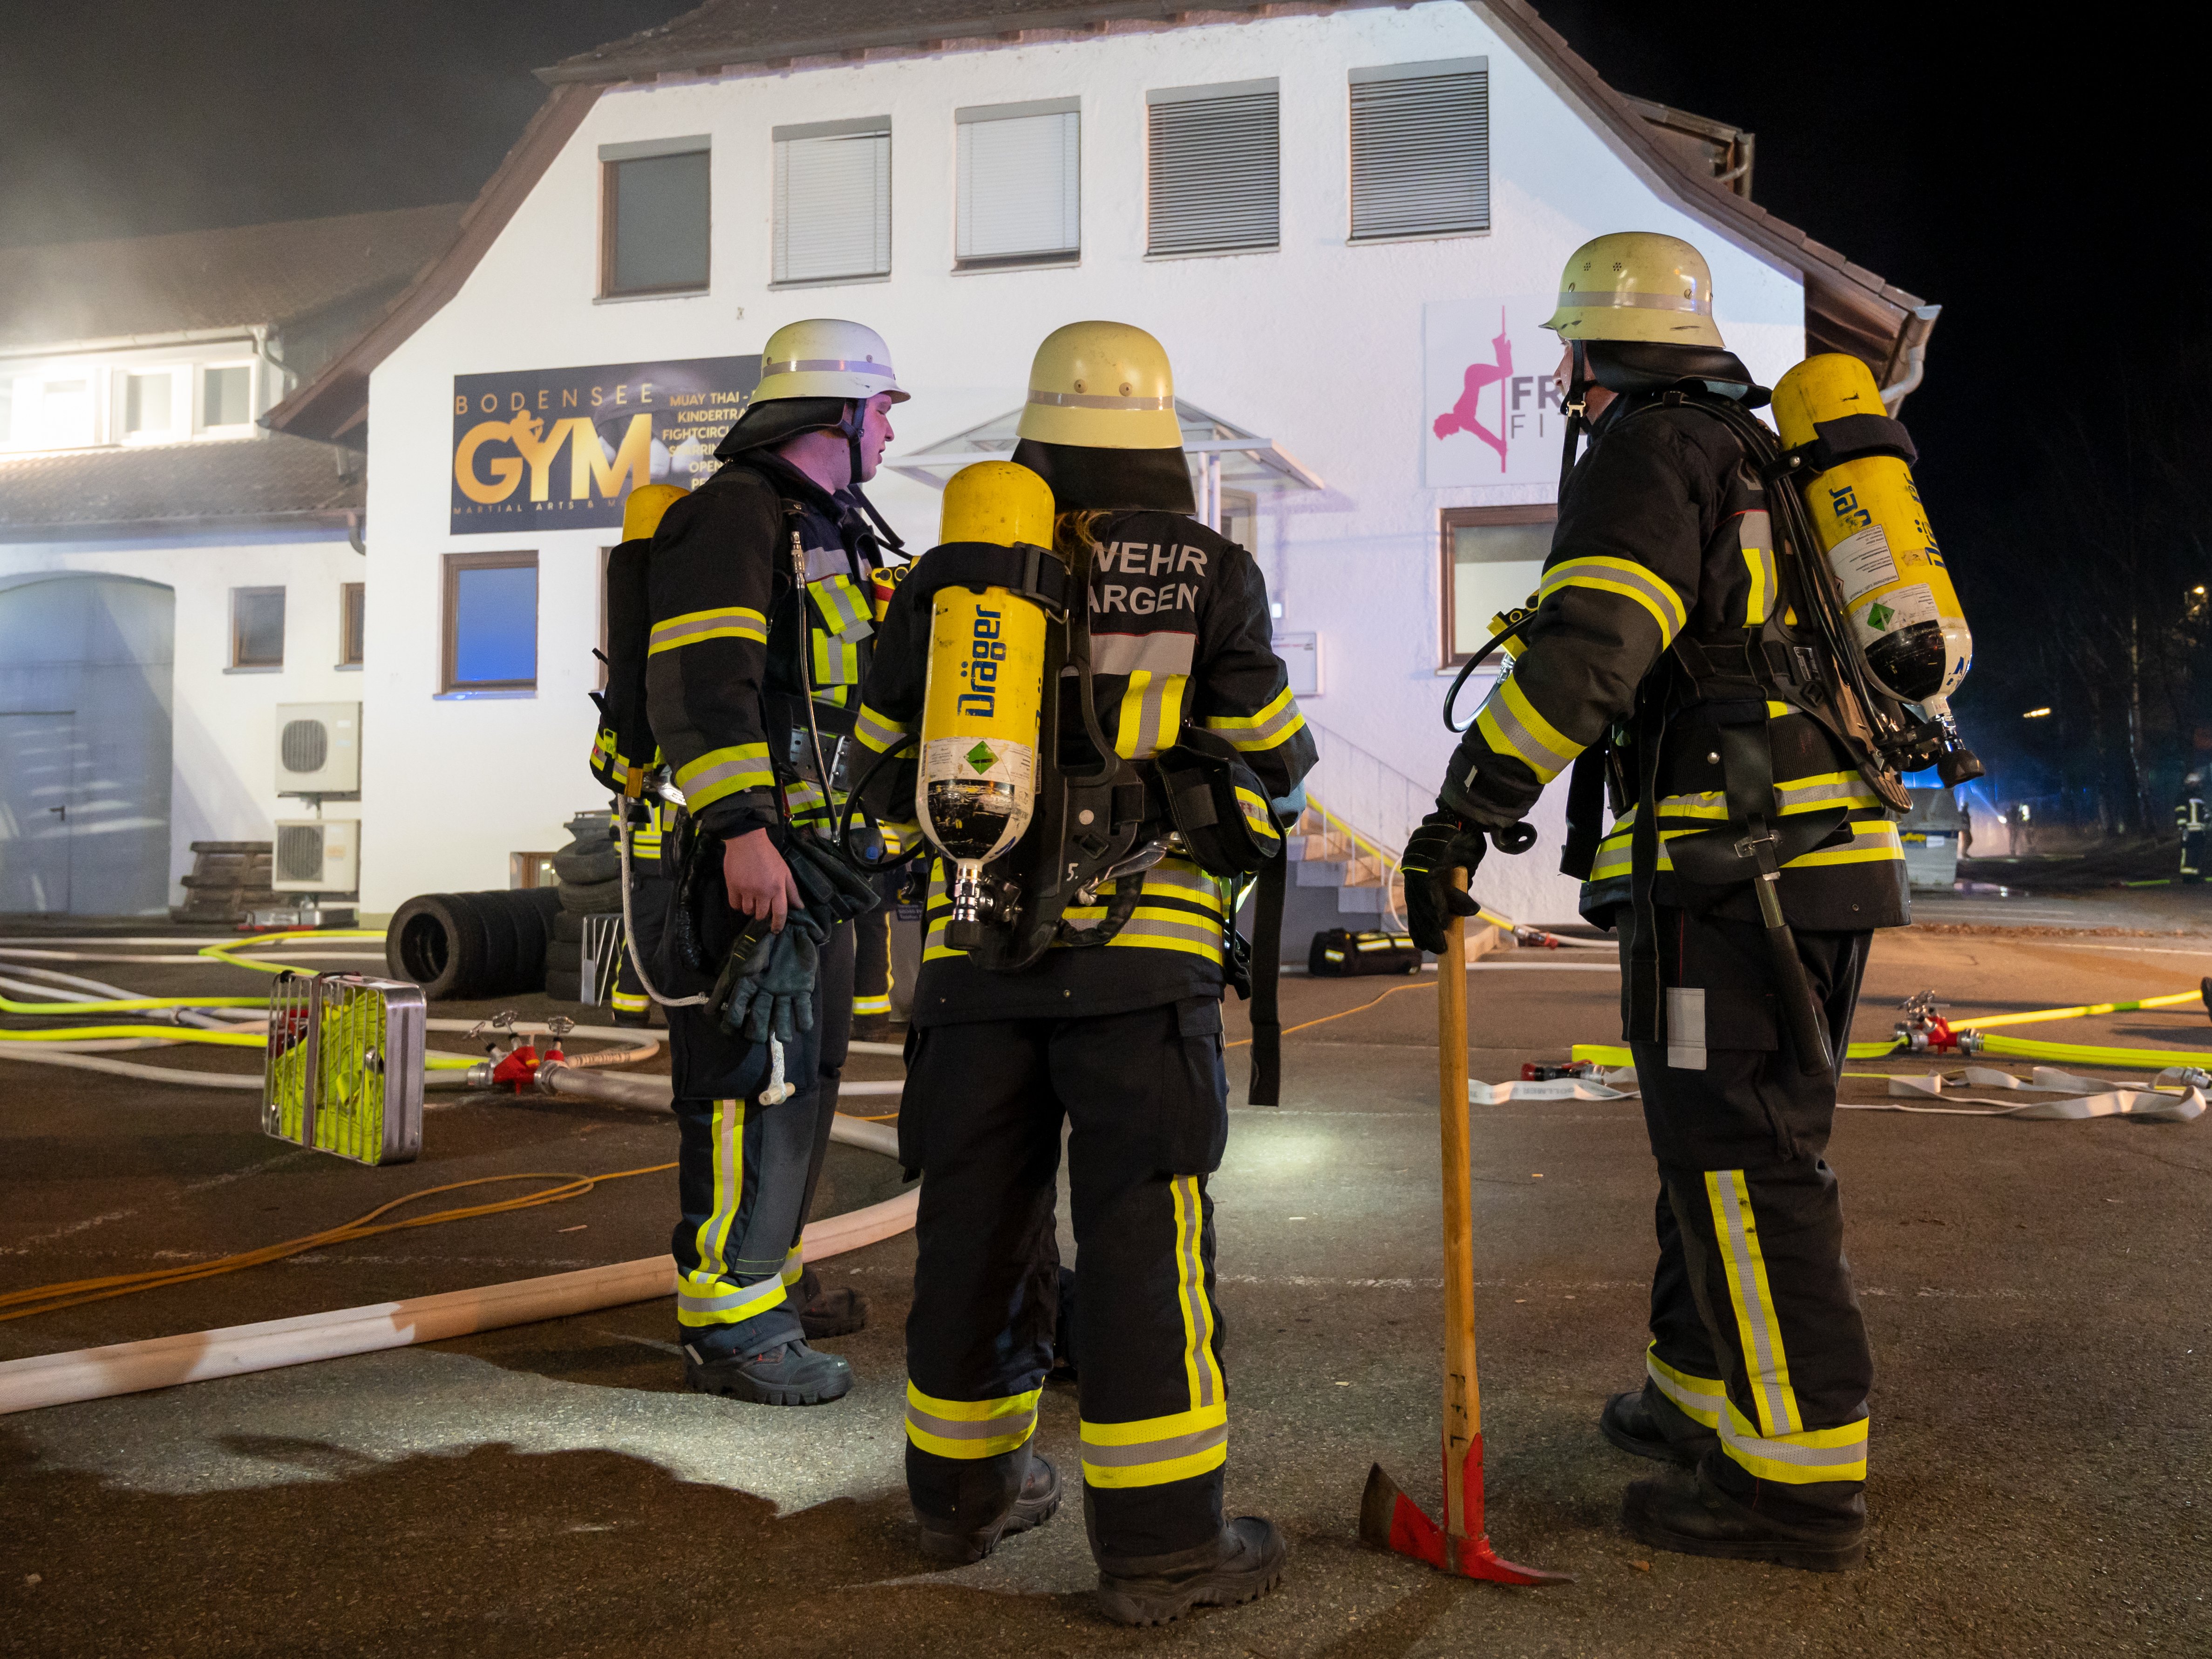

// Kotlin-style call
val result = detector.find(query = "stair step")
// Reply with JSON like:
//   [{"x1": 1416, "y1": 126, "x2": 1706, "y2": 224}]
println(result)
[
  {"x1": 1295, "y1": 859, "x2": 1349, "y2": 888},
  {"x1": 1336, "y1": 885, "x2": 1388, "y2": 914}
]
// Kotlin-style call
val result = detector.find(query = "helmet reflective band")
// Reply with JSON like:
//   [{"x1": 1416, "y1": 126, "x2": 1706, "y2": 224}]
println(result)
[
  {"x1": 751, "y1": 318, "x2": 908, "y2": 404},
  {"x1": 1543, "y1": 232, "x2": 1725, "y2": 349},
  {"x1": 1015, "y1": 320, "x2": 1182, "y2": 450}
]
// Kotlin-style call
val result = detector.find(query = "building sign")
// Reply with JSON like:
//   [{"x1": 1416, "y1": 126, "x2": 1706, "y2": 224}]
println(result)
[
  {"x1": 1422, "y1": 298, "x2": 1566, "y2": 490},
  {"x1": 449, "y1": 355, "x2": 760, "y2": 532}
]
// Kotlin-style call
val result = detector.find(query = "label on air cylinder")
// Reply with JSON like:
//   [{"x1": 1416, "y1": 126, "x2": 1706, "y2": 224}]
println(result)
[
  {"x1": 922, "y1": 735, "x2": 1033, "y2": 789},
  {"x1": 1854, "y1": 581, "x2": 1937, "y2": 639},
  {"x1": 1828, "y1": 524, "x2": 1898, "y2": 602}
]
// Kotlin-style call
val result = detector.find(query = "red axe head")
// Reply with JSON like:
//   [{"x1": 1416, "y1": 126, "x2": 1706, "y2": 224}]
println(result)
[{"x1": 1358, "y1": 1462, "x2": 1571, "y2": 1587}]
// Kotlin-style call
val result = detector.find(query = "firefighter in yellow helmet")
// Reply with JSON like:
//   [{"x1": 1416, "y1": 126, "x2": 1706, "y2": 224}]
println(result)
[
  {"x1": 854, "y1": 324, "x2": 1315, "y2": 1622},
  {"x1": 629, "y1": 319, "x2": 908, "y2": 1405},
  {"x1": 1402, "y1": 232, "x2": 1905, "y2": 1570}
]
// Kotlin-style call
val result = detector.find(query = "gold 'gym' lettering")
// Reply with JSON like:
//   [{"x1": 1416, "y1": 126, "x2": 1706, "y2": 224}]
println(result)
[{"x1": 454, "y1": 412, "x2": 652, "y2": 506}]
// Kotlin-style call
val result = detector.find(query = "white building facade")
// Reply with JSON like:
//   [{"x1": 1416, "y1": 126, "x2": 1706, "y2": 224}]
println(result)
[
  {"x1": 272, "y1": 0, "x2": 1933, "y2": 925},
  {"x1": 0, "y1": 207, "x2": 461, "y2": 914}
]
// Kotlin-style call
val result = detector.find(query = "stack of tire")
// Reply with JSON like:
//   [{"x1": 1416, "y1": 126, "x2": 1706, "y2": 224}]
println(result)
[
  {"x1": 544, "y1": 811, "x2": 623, "y2": 1005},
  {"x1": 384, "y1": 886, "x2": 564, "y2": 1003}
]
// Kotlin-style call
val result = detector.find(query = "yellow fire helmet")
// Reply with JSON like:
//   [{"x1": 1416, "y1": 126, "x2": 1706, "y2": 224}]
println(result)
[
  {"x1": 940, "y1": 460, "x2": 1055, "y2": 548},
  {"x1": 621, "y1": 483, "x2": 689, "y2": 543},
  {"x1": 751, "y1": 318, "x2": 908, "y2": 404},
  {"x1": 1015, "y1": 320, "x2": 1182, "y2": 450},
  {"x1": 1543, "y1": 231, "x2": 1725, "y2": 349}
]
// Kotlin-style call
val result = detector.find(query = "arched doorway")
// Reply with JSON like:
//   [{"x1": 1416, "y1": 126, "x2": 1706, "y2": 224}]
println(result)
[{"x1": 0, "y1": 574, "x2": 176, "y2": 916}]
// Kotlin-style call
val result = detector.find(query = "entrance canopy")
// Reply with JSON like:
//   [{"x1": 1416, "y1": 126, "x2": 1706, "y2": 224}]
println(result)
[{"x1": 885, "y1": 399, "x2": 1322, "y2": 530}]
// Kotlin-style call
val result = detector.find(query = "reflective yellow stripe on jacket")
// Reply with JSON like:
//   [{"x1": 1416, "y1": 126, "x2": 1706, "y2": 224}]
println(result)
[
  {"x1": 1203, "y1": 685, "x2": 1305, "y2": 754},
  {"x1": 674, "y1": 743, "x2": 774, "y2": 812},
  {"x1": 923, "y1": 855, "x2": 1225, "y2": 965},
  {"x1": 649, "y1": 606, "x2": 767, "y2": 655}
]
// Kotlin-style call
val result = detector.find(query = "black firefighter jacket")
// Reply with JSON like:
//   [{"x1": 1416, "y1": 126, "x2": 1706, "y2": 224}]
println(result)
[
  {"x1": 856, "y1": 509, "x2": 1318, "y2": 1023},
  {"x1": 1443, "y1": 393, "x2": 1909, "y2": 935}
]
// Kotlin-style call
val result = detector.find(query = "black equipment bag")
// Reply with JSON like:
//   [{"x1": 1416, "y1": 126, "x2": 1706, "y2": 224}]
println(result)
[
  {"x1": 1154, "y1": 728, "x2": 1285, "y2": 877},
  {"x1": 1309, "y1": 928, "x2": 1424, "y2": 978}
]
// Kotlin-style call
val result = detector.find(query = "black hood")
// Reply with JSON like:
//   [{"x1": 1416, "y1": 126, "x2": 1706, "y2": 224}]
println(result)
[
  {"x1": 1583, "y1": 339, "x2": 1770, "y2": 408},
  {"x1": 1012, "y1": 438, "x2": 1197, "y2": 514},
  {"x1": 713, "y1": 396, "x2": 851, "y2": 461}
]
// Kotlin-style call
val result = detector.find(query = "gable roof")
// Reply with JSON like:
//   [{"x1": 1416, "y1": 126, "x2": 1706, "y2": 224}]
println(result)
[
  {"x1": 268, "y1": 0, "x2": 1933, "y2": 444},
  {"x1": 0, "y1": 204, "x2": 467, "y2": 355},
  {"x1": 0, "y1": 435, "x2": 364, "y2": 542}
]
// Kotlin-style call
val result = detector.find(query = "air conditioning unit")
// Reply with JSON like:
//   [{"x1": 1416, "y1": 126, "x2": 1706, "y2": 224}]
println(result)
[
  {"x1": 276, "y1": 701, "x2": 361, "y2": 795},
  {"x1": 272, "y1": 818, "x2": 358, "y2": 893}
]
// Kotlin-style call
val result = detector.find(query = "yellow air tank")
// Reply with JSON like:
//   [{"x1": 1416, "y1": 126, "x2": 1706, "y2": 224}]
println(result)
[
  {"x1": 1772, "y1": 354, "x2": 1972, "y2": 719},
  {"x1": 919, "y1": 462, "x2": 1055, "y2": 924},
  {"x1": 622, "y1": 482, "x2": 689, "y2": 542}
]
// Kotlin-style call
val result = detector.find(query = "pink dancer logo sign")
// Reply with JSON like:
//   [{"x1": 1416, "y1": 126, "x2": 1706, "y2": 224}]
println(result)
[{"x1": 1422, "y1": 297, "x2": 1563, "y2": 489}]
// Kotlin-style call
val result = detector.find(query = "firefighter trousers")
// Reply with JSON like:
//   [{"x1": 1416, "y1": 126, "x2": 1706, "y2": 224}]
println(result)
[
  {"x1": 667, "y1": 919, "x2": 854, "y2": 1358},
  {"x1": 1630, "y1": 905, "x2": 1874, "y2": 1525},
  {"x1": 900, "y1": 998, "x2": 1231, "y2": 1563}
]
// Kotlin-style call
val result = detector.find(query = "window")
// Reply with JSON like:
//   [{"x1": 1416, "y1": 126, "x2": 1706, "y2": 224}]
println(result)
[
  {"x1": 1146, "y1": 80, "x2": 1279, "y2": 257},
  {"x1": 1441, "y1": 507, "x2": 1554, "y2": 666},
  {"x1": 1350, "y1": 58, "x2": 1491, "y2": 242},
  {"x1": 773, "y1": 117, "x2": 892, "y2": 285},
  {"x1": 340, "y1": 582, "x2": 365, "y2": 667},
  {"x1": 231, "y1": 587, "x2": 286, "y2": 670},
  {"x1": 442, "y1": 552, "x2": 538, "y2": 693},
  {"x1": 956, "y1": 99, "x2": 1080, "y2": 269},
  {"x1": 203, "y1": 364, "x2": 252, "y2": 429},
  {"x1": 124, "y1": 371, "x2": 174, "y2": 438},
  {"x1": 38, "y1": 378, "x2": 93, "y2": 448},
  {"x1": 599, "y1": 137, "x2": 711, "y2": 296}
]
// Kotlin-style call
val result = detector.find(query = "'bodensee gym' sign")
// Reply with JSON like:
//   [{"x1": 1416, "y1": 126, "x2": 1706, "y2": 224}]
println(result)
[{"x1": 449, "y1": 355, "x2": 761, "y2": 533}]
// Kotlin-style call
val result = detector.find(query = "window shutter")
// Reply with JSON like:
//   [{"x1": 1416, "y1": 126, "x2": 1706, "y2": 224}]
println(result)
[
  {"x1": 957, "y1": 103, "x2": 1081, "y2": 265},
  {"x1": 1146, "y1": 81, "x2": 1279, "y2": 257},
  {"x1": 1349, "y1": 59, "x2": 1489, "y2": 241},
  {"x1": 774, "y1": 120, "x2": 892, "y2": 284}
]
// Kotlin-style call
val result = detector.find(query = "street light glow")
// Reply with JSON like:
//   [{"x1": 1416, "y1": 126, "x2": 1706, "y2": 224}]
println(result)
[{"x1": 2023, "y1": 707, "x2": 2052, "y2": 718}]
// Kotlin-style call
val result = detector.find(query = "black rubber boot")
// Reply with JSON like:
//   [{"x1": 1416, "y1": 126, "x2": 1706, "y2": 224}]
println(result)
[
  {"x1": 1600, "y1": 1384, "x2": 1717, "y2": 1467},
  {"x1": 1096, "y1": 1517, "x2": 1288, "y2": 1627},
  {"x1": 916, "y1": 1453, "x2": 1062, "y2": 1564},
  {"x1": 792, "y1": 1265, "x2": 870, "y2": 1339},
  {"x1": 1621, "y1": 1464, "x2": 1865, "y2": 1572},
  {"x1": 683, "y1": 1339, "x2": 852, "y2": 1407}
]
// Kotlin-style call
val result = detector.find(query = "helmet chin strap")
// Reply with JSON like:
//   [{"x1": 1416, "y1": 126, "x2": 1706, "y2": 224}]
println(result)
[
  {"x1": 1557, "y1": 339, "x2": 1593, "y2": 498},
  {"x1": 835, "y1": 397, "x2": 906, "y2": 556}
]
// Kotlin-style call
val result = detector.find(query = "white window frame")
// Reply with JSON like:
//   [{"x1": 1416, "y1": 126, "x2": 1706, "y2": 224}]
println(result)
[
  {"x1": 116, "y1": 365, "x2": 187, "y2": 445},
  {"x1": 771, "y1": 116, "x2": 893, "y2": 288},
  {"x1": 5, "y1": 371, "x2": 102, "y2": 452},
  {"x1": 954, "y1": 97, "x2": 1082, "y2": 272},
  {"x1": 196, "y1": 360, "x2": 258, "y2": 438},
  {"x1": 1144, "y1": 78, "x2": 1281, "y2": 261},
  {"x1": 1348, "y1": 57, "x2": 1492, "y2": 246}
]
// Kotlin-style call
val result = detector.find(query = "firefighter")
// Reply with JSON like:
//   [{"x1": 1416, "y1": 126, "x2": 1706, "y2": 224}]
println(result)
[
  {"x1": 854, "y1": 323, "x2": 1316, "y2": 1622},
  {"x1": 2177, "y1": 773, "x2": 2205, "y2": 884},
  {"x1": 1402, "y1": 233, "x2": 1904, "y2": 1572},
  {"x1": 643, "y1": 318, "x2": 905, "y2": 1404}
]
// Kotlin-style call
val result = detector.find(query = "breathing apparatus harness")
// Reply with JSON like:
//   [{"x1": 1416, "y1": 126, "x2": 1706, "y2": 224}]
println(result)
[
  {"x1": 1540, "y1": 351, "x2": 1953, "y2": 1075},
  {"x1": 600, "y1": 444, "x2": 898, "y2": 1040}
]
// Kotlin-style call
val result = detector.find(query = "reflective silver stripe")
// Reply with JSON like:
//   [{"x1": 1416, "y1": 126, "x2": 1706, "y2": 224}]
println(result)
[
  {"x1": 649, "y1": 611, "x2": 766, "y2": 651},
  {"x1": 1091, "y1": 630, "x2": 1196, "y2": 677},
  {"x1": 1206, "y1": 688, "x2": 1303, "y2": 751},
  {"x1": 1080, "y1": 1422, "x2": 1226, "y2": 1467},
  {"x1": 1720, "y1": 1408, "x2": 1868, "y2": 1471},
  {"x1": 1479, "y1": 692, "x2": 1569, "y2": 778},
  {"x1": 763, "y1": 356, "x2": 896, "y2": 376},
  {"x1": 1709, "y1": 1172, "x2": 1797, "y2": 1435},
  {"x1": 1119, "y1": 671, "x2": 1178, "y2": 758},
  {"x1": 1114, "y1": 915, "x2": 1220, "y2": 947},
  {"x1": 678, "y1": 752, "x2": 773, "y2": 796},
  {"x1": 1027, "y1": 388, "x2": 1174, "y2": 410},
  {"x1": 1174, "y1": 1175, "x2": 1214, "y2": 1409},
  {"x1": 677, "y1": 1277, "x2": 785, "y2": 1315},
  {"x1": 1540, "y1": 558, "x2": 1686, "y2": 640},
  {"x1": 905, "y1": 1403, "x2": 1038, "y2": 1441},
  {"x1": 1139, "y1": 865, "x2": 1223, "y2": 907},
  {"x1": 1557, "y1": 287, "x2": 1712, "y2": 315},
  {"x1": 1775, "y1": 776, "x2": 1878, "y2": 811},
  {"x1": 854, "y1": 705, "x2": 910, "y2": 751}
]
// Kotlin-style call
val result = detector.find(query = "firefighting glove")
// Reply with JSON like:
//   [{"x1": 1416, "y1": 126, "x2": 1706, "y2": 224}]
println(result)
[
  {"x1": 717, "y1": 910, "x2": 825, "y2": 1045},
  {"x1": 784, "y1": 832, "x2": 883, "y2": 925},
  {"x1": 1401, "y1": 811, "x2": 1489, "y2": 956}
]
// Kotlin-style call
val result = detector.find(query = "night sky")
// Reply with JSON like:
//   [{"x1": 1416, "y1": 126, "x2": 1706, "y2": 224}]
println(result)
[{"x1": 3, "y1": 2, "x2": 2194, "y2": 815}]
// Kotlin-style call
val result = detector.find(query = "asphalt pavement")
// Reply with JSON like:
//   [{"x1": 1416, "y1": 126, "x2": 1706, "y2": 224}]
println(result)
[{"x1": 0, "y1": 910, "x2": 2206, "y2": 1657}]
